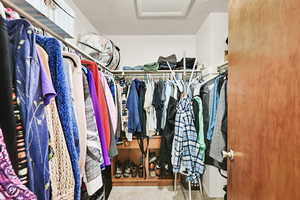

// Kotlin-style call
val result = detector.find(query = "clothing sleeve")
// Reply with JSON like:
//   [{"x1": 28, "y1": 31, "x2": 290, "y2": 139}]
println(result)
[
  {"x1": 152, "y1": 83, "x2": 158, "y2": 108},
  {"x1": 37, "y1": 50, "x2": 56, "y2": 105},
  {"x1": 127, "y1": 82, "x2": 141, "y2": 133},
  {"x1": 209, "y1": 81, "x2": 227, "y2": 162},
  {"x1": 207, "y1": 78, "x2": 220, "y2": 140},
  {"x1": 143, "y1": 84, "x2": 150, "y2": 110},
  {"x1": 172, "y1": 112, "x2": 183, "y2": 173},
  {"x1": 196, "y1": 98, "x2": 206, "y2": 161},
  {"x1": 100, "y1": 72, "x2": 118, "y2": 135}
]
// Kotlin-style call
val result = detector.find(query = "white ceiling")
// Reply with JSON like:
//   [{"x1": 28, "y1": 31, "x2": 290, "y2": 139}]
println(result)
[
  {"x1": 136, "y1": 0, "x2": 194, "y2": 17},
  {"x1": 73, "y1": 0, "x2": 228, "y2": 35}
]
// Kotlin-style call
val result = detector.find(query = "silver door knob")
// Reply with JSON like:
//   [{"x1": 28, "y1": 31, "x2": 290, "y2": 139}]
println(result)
[{"x1": 222, "y1": 149, "x2": 235, "y2": 160}]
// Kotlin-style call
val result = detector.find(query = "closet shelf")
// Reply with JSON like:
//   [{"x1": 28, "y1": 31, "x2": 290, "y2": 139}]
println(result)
[
  {"x1": 9, "y1": 0, "x2": 74, "y2": 38},
  {"x1": 112, "y1": 177, "x2": 176, "y2": 186},
  {"x1": 117, "y1": 136, "x2": 162, "y2": 150}
]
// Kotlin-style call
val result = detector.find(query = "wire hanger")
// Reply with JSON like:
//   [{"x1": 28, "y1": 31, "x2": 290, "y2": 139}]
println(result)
[
  {"x1": 187, "y1": 58, "x2": 198, "y2": 93},
  {"x1": 167, "y1": 61, "x2": 183, "y2": 92}
]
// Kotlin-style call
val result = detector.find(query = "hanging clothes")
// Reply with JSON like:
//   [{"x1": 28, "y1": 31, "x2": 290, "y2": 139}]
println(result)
[
  {"x1": 0, "y1": 16, "x2": 18, "y2": 173},
  {"x1": 63, "y1": 52, "x2": 88, "y2": 179},
  {"x1": 83, "y1": 67, "x2": 110, "y2": 166},
  {"x1": 108, "y1": 80, "x2": 116, "y2": 103},
  {"x1": 161, "y1": 81, "x2": 173, "y2": 130},
  {"x1": 144, "y1": 81, "x2": 157, "y2": 137},
  {"x1": 193, "y1": 96, "x2": 206, "y2": 161},
  {"x1": 138, "y1": 81, "x2": 147, "y2": 137},
  {"x1": 160, "y1": 96, "x2": 177, "y2": 173},
  {"x1": 38, "y1": 46, "x2": 75, "y2": 199},
  {"x1": 207, "y1": 76, "x2": 224, "y2": 140},
  {"x1": 200, "y1": 77, "x2": 226, "y2": 169},
  {"x1": 100, "y1": 72, "x2": 117, "y2": 135},
  {"x1": 82, "y1": 71, "x2": 104, "y2": 196},
  {"x1": 172, "y1": 98, "x2": 204, "y2": 182},
  {"x1": 82, "y1": 60, "x2": 111, "y2": 151},
  {"x1": 116, "y1": 78, "x2": 131, "y2": 140},
  {"x1": 13, "y1": 87, "x2": 29, "y2": 186},
  {"x1": 0, "y1": 128, "x2": 37, "y2": 200},
  {"x1": 152, "y1": 80, "x2": 165, "y2": 135},
  {"x1": 127, "y1": 79, "x2": 142, "y2": 134},
  {"x1": 36, "y1": 35, "x2": 81, "y2": 200},
  {"x1": 99, "y1": 72, "x2": 118, "y2": 158},
  {"x1": 8, "y1": 19, "x2": 56, "y2": 200},
  {"x1": 115, "y1": 86, "x2": 122, "y2": 140},
  {"x1": 210, "y1": 80, "x2": 227, "y2": 163}
]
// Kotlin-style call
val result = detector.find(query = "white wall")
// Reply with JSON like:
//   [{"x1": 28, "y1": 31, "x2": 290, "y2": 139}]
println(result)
[
  {"x1": 108, "y1": 35, "x2": 196, "y2": 67},
  {"x1": 196, "y1": 12, "x2": 228, "y2": 74},
  {"x1": 196, "y1": 12, "x2": 228, "y2": 198}
]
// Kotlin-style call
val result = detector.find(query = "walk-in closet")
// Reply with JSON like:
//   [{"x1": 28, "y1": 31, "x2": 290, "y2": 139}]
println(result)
[{"x1": 0, "y1": 0, "x2": 298, "y2": 200}]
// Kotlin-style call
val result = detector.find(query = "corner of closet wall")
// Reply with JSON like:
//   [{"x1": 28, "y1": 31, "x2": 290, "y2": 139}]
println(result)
[
  {"x1": 196, "y1": 12, "x2": 228, "y2": 75},
  {"x1": 63, "y1": 0, "x2": 100, "y2": 44},
  {"x1": 196, "y1": 12, "x2": 228, "y2": 198}
]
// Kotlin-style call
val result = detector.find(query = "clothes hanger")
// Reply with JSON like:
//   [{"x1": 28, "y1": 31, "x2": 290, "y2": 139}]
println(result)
[
  {"x1": 167, "y1": 61, "x2": 183, "y2": 92},
  {"x1": 187, "y1": 58, "x2": 198, "y2": 92},
  {"x1": 63, "y1": 55, "x2": 77, "y2": 68}
]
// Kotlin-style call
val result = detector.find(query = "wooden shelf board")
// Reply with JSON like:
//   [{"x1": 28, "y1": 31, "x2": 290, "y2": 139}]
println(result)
[
  {"x1": 117, "y1": 136, "x2": 162, "y2": 150},
  {"x1": 116, "y1": 146, "x2": 141, "y2": 150},
  {"x1": 112, "y1": 177, "x2": 175, "y2": 186}
]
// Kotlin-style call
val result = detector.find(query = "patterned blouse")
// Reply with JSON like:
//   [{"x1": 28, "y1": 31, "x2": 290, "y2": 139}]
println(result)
[{"x1": 0, "y1": 128, "x2": 37, "y2": 200}]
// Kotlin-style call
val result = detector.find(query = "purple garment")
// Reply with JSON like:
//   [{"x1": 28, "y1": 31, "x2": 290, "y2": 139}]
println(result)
[
  {"x1": 83, "y1": 68, "x2": 110, "y2": 166},
  {"x1": 40, "y1": 63, "x2": 56, "y2": 105},
  {"x1": 7, "y1": 19, "x2": 55, "y2": 200},
  {"x1": 0, "y1": 128, "x2": 37, "y2": 200}
]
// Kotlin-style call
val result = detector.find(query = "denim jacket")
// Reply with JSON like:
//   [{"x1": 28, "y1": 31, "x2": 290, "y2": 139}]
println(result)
[{"x1": 127, "y1": 79, "x2": 142, "y2": 133}]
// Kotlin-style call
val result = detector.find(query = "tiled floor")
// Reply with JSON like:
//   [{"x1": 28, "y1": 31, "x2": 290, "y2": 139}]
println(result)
[{"x1": 109, "y1": 186, "x2": 223, "y2": 200}]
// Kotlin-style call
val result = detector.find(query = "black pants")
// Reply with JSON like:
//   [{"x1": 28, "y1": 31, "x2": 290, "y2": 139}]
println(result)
[
  {"x1": 160, "y1": 97, "x2": 177, "y2": 171},
  {"x1": 0, "y1": 17, "x2": 18, "y2": 172}
]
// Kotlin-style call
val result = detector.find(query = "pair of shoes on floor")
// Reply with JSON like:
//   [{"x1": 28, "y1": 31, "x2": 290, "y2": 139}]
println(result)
[{"x1": 115, "y1": 160, "x2": 141, "y2": 178}]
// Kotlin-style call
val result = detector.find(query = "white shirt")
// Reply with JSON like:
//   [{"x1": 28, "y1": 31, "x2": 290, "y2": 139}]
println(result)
[{"x1": 144, "y1": 81, "x2": 157, "y2": 137}]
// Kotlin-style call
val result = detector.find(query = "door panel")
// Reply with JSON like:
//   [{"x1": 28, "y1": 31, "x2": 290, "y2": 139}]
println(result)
[{"x1": 228, "y1": 0, "x2": 300, "y2": 199}]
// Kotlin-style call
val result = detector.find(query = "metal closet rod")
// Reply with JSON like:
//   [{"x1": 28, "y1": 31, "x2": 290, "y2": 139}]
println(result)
[
  {"x1": 217, "y1": 62, "x2": 229, "y2": 69},
  {"x1": 113, "y1": 69, "x2": 204, "y2": 74},
  {"x1": 0, "y1": 0, "x2": 112, "y2": 73}
]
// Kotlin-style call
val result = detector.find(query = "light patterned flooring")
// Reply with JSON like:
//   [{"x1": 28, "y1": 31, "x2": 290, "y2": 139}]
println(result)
[{"x1": 109, "y1": 186, "x2": 223, "y2": 200}]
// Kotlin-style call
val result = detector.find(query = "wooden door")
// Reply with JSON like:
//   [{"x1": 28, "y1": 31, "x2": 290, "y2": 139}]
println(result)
[{"x1": 228, "y1": 0, "x2": 300, "y2": 199}]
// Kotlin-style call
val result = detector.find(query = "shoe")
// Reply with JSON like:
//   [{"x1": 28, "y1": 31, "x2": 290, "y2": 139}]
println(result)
[
  {"x1": 131, "y1": 163, "x2": 138, "y2": 177},
  {"x1": 115, "y1": 161, "x2": 122, "y2": 178},
  {"x1": 155, "y1": 163, "x2": 161, "y2": 177},
  {"x1": 149, "y1": 162, "x2": 156, "y2": 177},
  {"x1": 123, "y1": 160, "x2": 132, "y2": 178},
  {"x1": 149, "y1": 152, "x2": 157, "y2": 163},
  {"x1": 138, "y1": 163, "x2": 144, "y2": 178}
]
